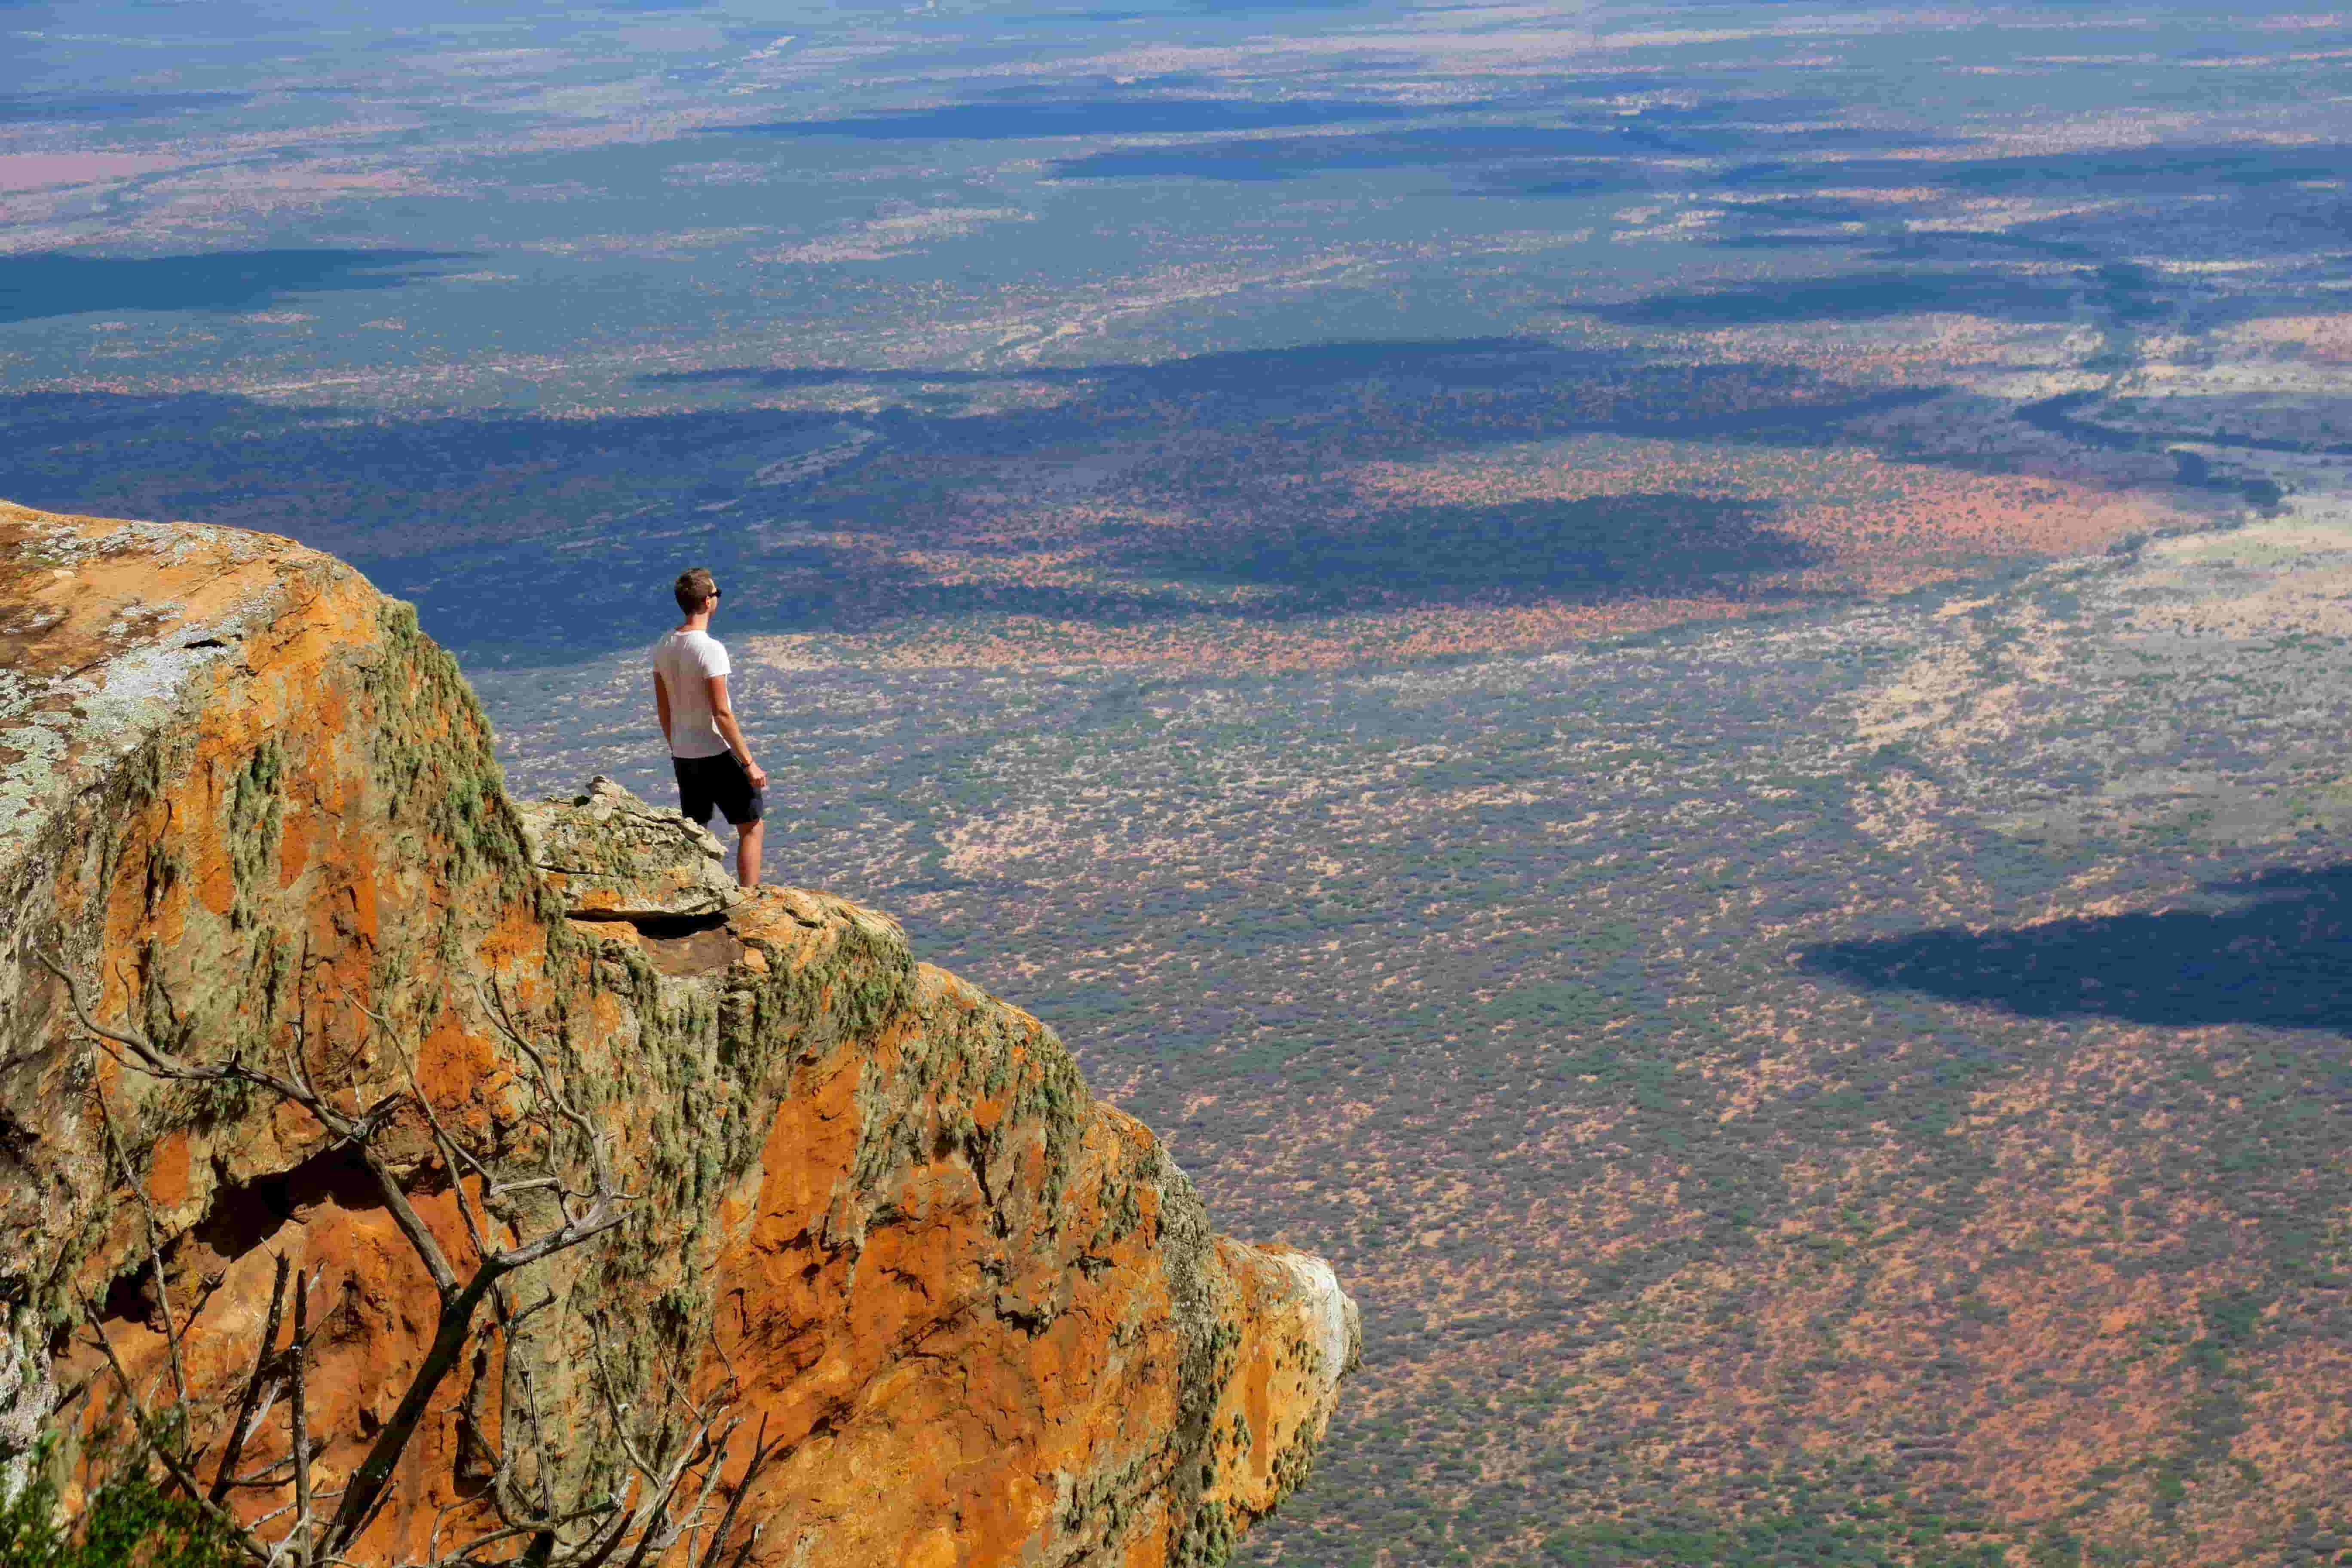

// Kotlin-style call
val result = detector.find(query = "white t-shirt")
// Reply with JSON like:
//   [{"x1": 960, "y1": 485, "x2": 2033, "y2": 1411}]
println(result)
[{"x1": 652, "y1": 628, "x2": 732, "y2": 760}]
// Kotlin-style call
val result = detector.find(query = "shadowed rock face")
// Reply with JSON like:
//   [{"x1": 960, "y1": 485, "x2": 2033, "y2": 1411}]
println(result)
[{"x1": 0, "y1": 499, "x2": 1357, "y2": 1565}]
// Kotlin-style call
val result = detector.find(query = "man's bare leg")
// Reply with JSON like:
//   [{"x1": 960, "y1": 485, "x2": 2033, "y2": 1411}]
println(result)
[{"x1": 737, "y1": 819, "x2": 765, "y2": 888}]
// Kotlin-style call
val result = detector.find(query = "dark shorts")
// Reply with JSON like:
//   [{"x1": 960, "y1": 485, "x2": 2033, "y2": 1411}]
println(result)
[{"x1": 673, "y1": 752, "x2": 763, "y2": 827}]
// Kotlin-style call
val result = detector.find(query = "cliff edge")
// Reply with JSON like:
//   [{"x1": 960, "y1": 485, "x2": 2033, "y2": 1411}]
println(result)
[{"x1": 0, "y1": 499, "x2": 1357, "y2": 1565}]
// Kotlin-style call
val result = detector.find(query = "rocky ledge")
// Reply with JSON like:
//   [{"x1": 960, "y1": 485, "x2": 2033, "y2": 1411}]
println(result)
[{"x1": 0, "y1": 499, "x2": 1356, "y2": 1565}]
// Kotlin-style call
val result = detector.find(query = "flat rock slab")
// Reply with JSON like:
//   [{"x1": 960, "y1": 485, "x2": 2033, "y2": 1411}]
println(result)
[{"x1": 516, "y1": 775, "x2": 740, "y2": 920}]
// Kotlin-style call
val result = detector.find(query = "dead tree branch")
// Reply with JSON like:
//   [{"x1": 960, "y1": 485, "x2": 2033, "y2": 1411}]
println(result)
[
  {"x1": 40, "y1": 949, "x2": 762, "y2": 1568},
  {"x1": 90, "y1": 1093, "x2": 189, "y2": 1409},
  {"x1": 289, "y1": 1274, "x2": 315, "y2": 1568},
  {"x1": 78, "y1": 1298, "x2": 274, "y2": 1568},
  {"x1": 210, "y1": 1253, "x2": 291, "y2": 1507}
]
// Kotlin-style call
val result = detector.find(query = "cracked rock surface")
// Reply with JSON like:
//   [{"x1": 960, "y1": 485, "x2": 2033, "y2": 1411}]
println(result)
[{"x1": 516, "y1": 773, "x2": 741, "y2": 920}]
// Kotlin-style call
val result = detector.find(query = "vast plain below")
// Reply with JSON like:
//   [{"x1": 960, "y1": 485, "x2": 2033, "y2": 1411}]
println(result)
[{"x1": 484, "y1": 367, "x2": 2352, "y2": 1566}]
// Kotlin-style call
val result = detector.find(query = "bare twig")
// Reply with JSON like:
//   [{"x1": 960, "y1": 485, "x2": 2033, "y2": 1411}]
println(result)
[
  {"x1": 429, "y1": 1505, "x2": 616, "y2": 1565},
  {"x1": 40, "y1": 950, "x2": 463, "y2": 1302},
  {"x1": 221, "y1": 1459, "x2": 297, "y2": 1492},
  {"x1": 576, "y1": 1312, "x2": 778, "y2": 1568},
  {"x1": 40, "y1": 951, "x2": 307, "y2": 1103},
  {"x1": 720, "y1": 1524, "x2": 763, "y2": 1568},
  {"x1": 695, "y1": 1415, "x2": 785, "y2": 1568},
  {"x1": 90, "y1": 1090, "x2": 188, "y2": 1408},
  {"x1": 584, "y1": 1317, "x2": 665, "y2": 1484},
  {"x1": 78, "y1": 1297, "x2": 273, "y2": 1567},
  {"x1": 42, "y1": 951, "x2": 760, "y2": 1568},
  {"x1": 562, "y1": 1485, "x2": 643, "y2": 1568},
  {"x1": 484, "y1": 987, "x2": 625, "y2": 1210},
  {"x1": 290, "y1": 1273, "x2": 315, "y2": 1568},
  {"x1": 362, "y1": 995, "x2": 499, "y2": 1265},
  {"x1": 321, "y1": 1057, "x2": 627, "y2": 1562},
  {"x1": 516, "y1": 1362, "x2": 557, "y2": 1526},
  {"x1": 212, "y1": 1252, "x2": 292, "y2": 1505}
]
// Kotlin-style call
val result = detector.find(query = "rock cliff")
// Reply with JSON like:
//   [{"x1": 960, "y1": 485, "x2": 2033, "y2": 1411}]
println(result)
[{"x1": 0, "y1": 499, "x2": 1357, "y2": 1565}]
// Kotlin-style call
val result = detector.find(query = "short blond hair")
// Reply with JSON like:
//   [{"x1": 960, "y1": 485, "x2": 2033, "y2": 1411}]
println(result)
[{"x1": 674, "y1": 567, "x2": 718, "y2": 615}]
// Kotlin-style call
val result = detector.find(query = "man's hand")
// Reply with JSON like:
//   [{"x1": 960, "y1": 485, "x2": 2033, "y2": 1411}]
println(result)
[{"x1": 745, "y1": 762, "x2": 769, "y2": 790}]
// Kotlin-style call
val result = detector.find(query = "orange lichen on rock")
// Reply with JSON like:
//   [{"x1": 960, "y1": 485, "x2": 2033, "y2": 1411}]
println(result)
[{"x1": 0, "y1": 499, "x2": 1356, "y2": 1565}]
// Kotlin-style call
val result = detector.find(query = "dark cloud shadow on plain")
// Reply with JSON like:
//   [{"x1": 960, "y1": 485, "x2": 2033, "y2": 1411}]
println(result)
[
  {"x1": 1612, "y1": 141, "x2": 2350, "y2": 282},
  {"x1": 645, "y1": 337, "x2": 1578, "y2": 396},
  {"x1": 1051, "y1": 128, "x2": 1648, "y2": 183},
  {"x1": 1594, "y1": 269, "x2": 2091, "y2": 329},
  {"x1": 1600, "y1": 248, "x2": 2220, "y2": 332},
  {"x1": 639, "y1": 337, "x2": 1941, "y2": 424},
  {"x1": 372, "y1": 492, "x2": 1824, "y2": 655},
  {"x1": 1048, "y1": 115, "x2": 1945, "y2": 184},
  {"x1": 432, "y1": 527, "x2": 1233, "y2": 641},
  {"x1": 0, "y1": 385, "x2": 857, "y2": 548},
  {"x1": 1133, "y1": 493, "x2": 1820, "y2": 605},
  {"x1": 1717, "y1": 142, "x2": 2352, "y2": 197},
  {"x1": 1692, "y1": 197, "x2": 2055, "y2": 256},
  {"x1": 1012, "y1": 0, "x2": 1386, "y2": 15},
  {"x1": 1718, "y1": 195, "x2": 1929, "y2": 227},
  {"x1": 975, "y1": 73, "x2": 1230, "y2": 97},
  {"x1": 0, "y1": 249, "x2": 478, "y2": 325},
  {"x1": 1672, "y1": 186, "x2": 2340, "y2": 329},
  {"x1": 732, "y1": 96, "x2": 1419, "y2": 142},
  {"x1": 642, "y1": 339, "x2": 1945, "y2": 452},
  {"x1": 1857, "y1": 229, "x2": 2102, "y2": 263},
  {"x1": 1609, "y1": 209, "x2": 2349, "y2": 333},
  {"x1": 0, "y1": 91, "x2": 250, "y2": 123},
  {"x1": 1797, "y1": 866, "x2": 2352, "y2": 1035},
  {"x1": 1184, "y1": 0, "x2": 1381, "y2": 13},
  {"x1": 641, "y1": 338, "x2": 1949, "y2": 476}
]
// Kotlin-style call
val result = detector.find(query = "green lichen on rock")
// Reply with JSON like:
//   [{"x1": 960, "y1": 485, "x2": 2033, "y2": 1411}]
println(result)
[
  {"x1": 1059, "y1": 1454, "x2": 1147, "y2": 1537},
  {"x1": 1141, "y1": 1145, "x2": 1255, "y2": 1568},
  {"x1": 363, "y1": 599, "x2": 531, "y2": 899},
  {"x1": 1171, "y1": 1498, "x2": 1236, "y2": 1568},
  {"x1": 840, "y1": 963, "x2": 1095, "y2": 1261},
  {"x1": 224, "y1": 740, "x2": 283, "y2": 931},
  {"x1": 1264, "y1": 1424, "x2": 1321, "y2": 1509},
  {"x1": 513, "y1": 865, "x2": 943, "y2": 1489},
  {"x1": 1085, "y1": 1140, "x2": 1161, "y2": 1263}
]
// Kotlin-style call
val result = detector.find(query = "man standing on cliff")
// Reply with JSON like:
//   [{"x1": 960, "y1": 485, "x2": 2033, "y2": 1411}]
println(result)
[{"x1": 653, "y1": 567, "x2": 767, "y2": 887}]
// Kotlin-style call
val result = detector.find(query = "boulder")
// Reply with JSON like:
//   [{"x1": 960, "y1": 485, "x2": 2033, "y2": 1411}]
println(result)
[{"x1": 516, "y1": 774, "x2": 739, "y2": 920}]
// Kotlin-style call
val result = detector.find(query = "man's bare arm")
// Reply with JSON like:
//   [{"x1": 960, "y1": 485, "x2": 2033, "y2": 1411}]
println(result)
[
  {"x1": 653, "y1": 672, "x2": 674, "y2": 748},
  {"x1": 704, "y1": 674, "x2": 768, "y2": 789}
]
